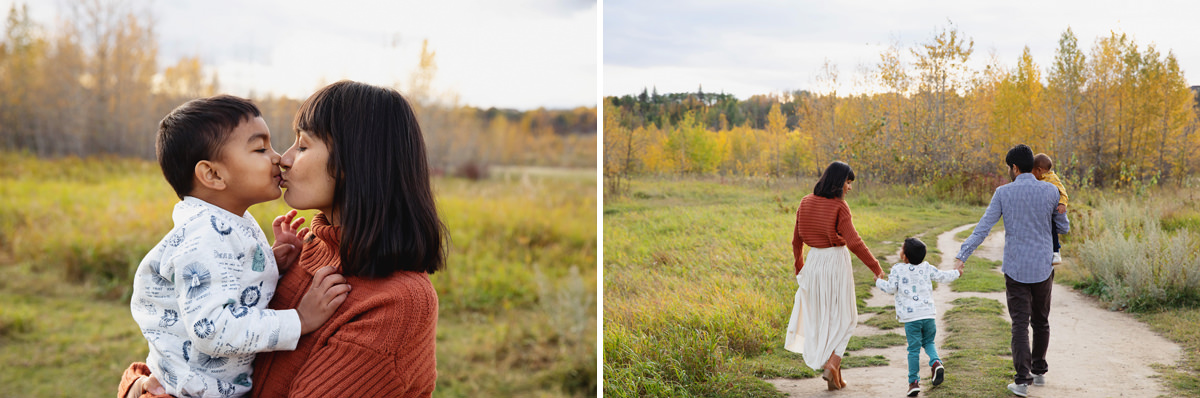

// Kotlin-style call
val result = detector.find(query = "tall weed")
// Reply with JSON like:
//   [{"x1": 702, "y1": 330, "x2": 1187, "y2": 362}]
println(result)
[{"x1": 1075, "y1": 197, "x2": 1200, "y2": 311}]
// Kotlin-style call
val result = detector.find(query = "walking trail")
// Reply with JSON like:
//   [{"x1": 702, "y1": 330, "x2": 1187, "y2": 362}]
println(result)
[{"x1": 768, "y1": 223, "x2": 1182, "y2": 397}]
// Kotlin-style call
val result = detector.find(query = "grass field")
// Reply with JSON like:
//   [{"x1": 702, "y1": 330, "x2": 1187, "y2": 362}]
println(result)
[
  {"x1": 1052, "y1": 188, "x2": 1200, "y2": 397},
  {"x1": 605, "y1": 175, "x2": 1200, "y2": 397},
  {"x1": 603, "y1": 176, "x2": 984, "y2": 397},
  {"x1": 0, "y1": 152, "x2": 597, "y2": 397}
]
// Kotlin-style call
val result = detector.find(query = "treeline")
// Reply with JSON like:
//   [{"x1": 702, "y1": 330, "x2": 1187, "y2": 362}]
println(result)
[
  {"x1": 605, "y1": 24, "x2": 1200, "y2": 192},
  {"x1": 0, "y1": 2, "x2": 596, "y2": 173}
]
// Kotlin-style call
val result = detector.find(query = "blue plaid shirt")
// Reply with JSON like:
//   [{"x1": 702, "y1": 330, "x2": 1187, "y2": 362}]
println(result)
[{"x1": 955, "y1": 173, "x2": 1070, "y2": 284}]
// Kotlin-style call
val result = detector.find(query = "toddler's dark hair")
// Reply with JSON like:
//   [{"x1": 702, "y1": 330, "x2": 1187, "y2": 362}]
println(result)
[
  {"x1": 903, "y1": 237, "x2": 926, "y2": 265},
  {"x1": 156, "y1": 95, "x2": 262, "y2": 199},
  {"x1": 1033, "y1": 153, "x2": 1054, "y2": 171}
]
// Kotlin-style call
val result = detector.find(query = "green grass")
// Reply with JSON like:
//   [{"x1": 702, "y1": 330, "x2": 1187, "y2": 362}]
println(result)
[
  {"x1": 1138, "y1": 308, "x2": 1200, "y2": 395},
  {"x1": 863, "y1": 306, "x2": 903, "y2": 330},
  {"x1": 0, "y1": 152, "x2": 596, "y2": 397},
  {"x1": 924, "y1": 297, "x2": 1013, "y2": 398},
  {"x1": 603, "y1": 176, "x2": 983, "y2": 396},
  {"x1": 950, "y1": 258, "x2": 1005, "y2": 293},
  {"x1": 1052, "y1": 189, "x2": 1200, "y2": 397},
  {"x1": 846, "y1": 332, "x2": 907, "y2": 351}
]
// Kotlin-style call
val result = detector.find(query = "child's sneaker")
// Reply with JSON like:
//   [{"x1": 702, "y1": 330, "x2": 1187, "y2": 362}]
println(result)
[
  {"x1": 907, "y1": 381, "x2": 921, "y2": 397},
  {"x1": 1032, "y1": 373, "x2": 1045, "y2": 386},
  {"x1": 931, "y1": 360, "x2": 945, "y2": 386},
  {"x1": 1007, "y1": 382, "x2": 1029, "y2": 397},
  {"x1": 1052, "y1": 252, "x2": 1062, "y2": 264}
]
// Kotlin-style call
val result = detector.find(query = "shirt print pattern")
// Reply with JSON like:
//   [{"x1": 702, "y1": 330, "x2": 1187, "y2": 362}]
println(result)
[
  {"x1": 875, "y1": 261, "x2": 960, "y2": 323},
  {"x1": 130, "y1": 197, "x2": 301, "y2": 398}
]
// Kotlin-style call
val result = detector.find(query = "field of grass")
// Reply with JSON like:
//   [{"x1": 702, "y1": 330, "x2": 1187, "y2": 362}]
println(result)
[
  {"x1": 0, "y1": 152, "x2": 597, "y2": 397},
  {"x1": 925, "y1": 297, "x2": 1014, "y2": 398},
  {"x1": 603, "y1": 176, "x2": 984, "y2": 397},
  {"x1": 1052, "y1": 187, "x2": 1200, "y2": 397}
]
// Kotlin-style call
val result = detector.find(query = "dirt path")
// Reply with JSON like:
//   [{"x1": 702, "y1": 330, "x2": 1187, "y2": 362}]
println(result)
[{"x1": 768, "y1": 224, "x2": 1181, "y2": 397}]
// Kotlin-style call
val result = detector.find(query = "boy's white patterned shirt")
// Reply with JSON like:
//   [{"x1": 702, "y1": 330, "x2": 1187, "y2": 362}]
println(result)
[
  {"x1": 131, "y1": 197, "x2": 301, "y2": 398},
  {"x1": 875, "y1": 261, "x2": 960, "y2": 323}
]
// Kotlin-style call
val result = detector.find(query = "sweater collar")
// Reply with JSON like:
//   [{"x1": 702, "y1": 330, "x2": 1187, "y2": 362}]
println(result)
[
  {"x1": 301, "y1": 212, "x2": 343, "y2": 275},
  {"x1": 309, "y1": 212, "x2": 341, "y2": 246}
]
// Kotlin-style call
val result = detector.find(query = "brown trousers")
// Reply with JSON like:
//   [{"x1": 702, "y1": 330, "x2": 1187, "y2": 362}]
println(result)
[{"x1": 1005, "y1": 271, "x2": 1054, "y2": 385}]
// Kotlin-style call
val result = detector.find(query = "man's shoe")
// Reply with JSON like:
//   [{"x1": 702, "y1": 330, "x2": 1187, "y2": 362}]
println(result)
[
  {"x1": 907, "y1": 381, "x2": 921, "y2": 397},
  {"x1": 1007, "y1": 382, "x2": 1029, "y2": 397},
  {"x1": 1032, "y1": 373, "x2": 1045, "y2": 386},
  {"x1": 1052, "y1": 252, "x2": 1062, "y2": 264},
  {"x1": 931, "y1": 360, "x2": 945, "y2": 386}
]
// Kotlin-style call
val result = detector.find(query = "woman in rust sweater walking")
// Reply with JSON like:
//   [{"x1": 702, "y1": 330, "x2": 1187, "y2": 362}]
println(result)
[
  {"x1": 121, "y1": 80, "x2": 447, "y2": 397},
  {"x1": 784, "y1": 161, "x2": 883, "y2": 391}
]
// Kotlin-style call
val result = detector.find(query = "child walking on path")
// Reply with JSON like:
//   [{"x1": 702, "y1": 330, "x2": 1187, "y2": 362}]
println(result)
[
  {"x1": 875, "y1": 237, "x2": 964, "y2": 397},
  {"x1": 1032, "y1": 153, "x2": 1069, "y2": 265}
]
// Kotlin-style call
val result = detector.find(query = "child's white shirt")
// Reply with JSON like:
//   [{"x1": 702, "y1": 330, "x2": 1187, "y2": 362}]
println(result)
[
  {"x1": 131, "y1": 197, "x2": 301, "y2": 398},
  {"x1": 875, "y1": 261, "x2": 960, "y2": 323}
]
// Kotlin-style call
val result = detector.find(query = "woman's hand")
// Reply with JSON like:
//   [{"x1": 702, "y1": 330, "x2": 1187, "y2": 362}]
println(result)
[
  {"x1": 297, "y1": 266, "x2": 351, "y2": 334},
  {"x1": 125, "y1": 375, "x2": 166, "y2": 398},
  {"x1": 272, "y1": 210, "x2": 309, "y2": 273}
]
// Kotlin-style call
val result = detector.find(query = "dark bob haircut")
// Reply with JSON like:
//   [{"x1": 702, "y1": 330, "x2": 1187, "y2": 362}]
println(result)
[
  {"x1": 812, "y1": 161, "x2": 856, "y2": 199},
  {"x1": 1006, "y1": 144, "x2": 1035, "y2": 173},
  {"x1": 294, "y1": 80, "x2": 448, "y2": 277},
  {"x1": 156, "y1": 95, "x2": 261, "y2": 199},
  {"x1": 902, "y1": 237, "x2": 926, "y2": 265}
]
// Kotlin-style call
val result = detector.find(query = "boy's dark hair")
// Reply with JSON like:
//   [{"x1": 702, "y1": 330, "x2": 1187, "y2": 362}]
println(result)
[
  {"x1": 156, "y1": 95, "x2": 262, "y2": 199},
  {"x1": 903, "y1": 237, "x2": 926, "y2": 265},
  {"x1": 294, "y1": 80, "x2": 448, "y2": 278},
  {"x1": 813, "y1": 161, "x2": 856, "y2": 199},
  {"x1": 1033, "y1": 153, "x2": 1054, "y2": 171},
  {"x1": 1005, "y1": 144, "x2": 1035, "y2": 173}
]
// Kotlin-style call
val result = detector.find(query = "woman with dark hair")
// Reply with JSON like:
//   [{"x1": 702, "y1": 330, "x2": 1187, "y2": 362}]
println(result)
[
  {"x1": 784, "y1": 161, "x2": 883, "y2": 391},
  {"x1": 120, "y1": 80, "x2": 447, "y2": 397}
]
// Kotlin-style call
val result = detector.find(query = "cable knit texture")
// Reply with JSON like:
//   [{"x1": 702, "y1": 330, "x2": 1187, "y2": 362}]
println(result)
[
  {"x1": 119, "y1": 212, "x2": 438, "y2": 398},
  {"x1": 251, "y1": 213, "x2": 438, "y2": 397},
  {"x1": 791, "y1": 194, "x2": 881, "y2": 276}
]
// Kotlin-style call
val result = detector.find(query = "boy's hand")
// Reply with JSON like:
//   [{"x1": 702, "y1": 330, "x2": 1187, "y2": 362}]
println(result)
[
  {"x1": 954, "y1": 259, "x2": 965, "y2": 275},
  {"x1": 297, "y1": 266, "x2": 350, "y2": 335},
  {"x1": 144, "y1": 375, "x2": 165, "y2": 395},
  {"x1": 126, "y1": 375, "x2": 166, "y2": 398},
  {"x1": 1056, "y1": 203, "x2": 1066, "y2": 214},
  {"x1": 272, "y1": 210, "x2": 309, "y2": 272}
]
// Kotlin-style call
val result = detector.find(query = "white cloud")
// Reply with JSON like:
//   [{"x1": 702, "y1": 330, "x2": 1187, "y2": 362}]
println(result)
[
  {"x1": 2, "y1": 0, "x2": 597, "y2": 109},
  {"x1": 604, "y1": 0, "x2": 1200, "y2": 99}
]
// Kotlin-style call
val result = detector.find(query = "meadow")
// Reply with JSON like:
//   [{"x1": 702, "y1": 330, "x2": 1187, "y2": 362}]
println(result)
[
  {"x1": 0, "y1": 152, "x2": 597, "y2": 397},
  {"x1": 603, "y1": 176, "x2": 985, "y2": 397},
  {"x1": 603, "y1": 175, "x2": 1200, "y2": 397}
]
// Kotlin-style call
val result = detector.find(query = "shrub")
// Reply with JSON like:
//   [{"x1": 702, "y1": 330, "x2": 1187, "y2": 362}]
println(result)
[{"x1": 1075, "y1": 199, "x2": 1200, "y2": 311}]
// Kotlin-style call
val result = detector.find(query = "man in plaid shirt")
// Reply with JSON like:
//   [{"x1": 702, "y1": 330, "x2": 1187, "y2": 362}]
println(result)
[{"x1": 954, "y1": 144, "x2": 1070, "y2": 397}]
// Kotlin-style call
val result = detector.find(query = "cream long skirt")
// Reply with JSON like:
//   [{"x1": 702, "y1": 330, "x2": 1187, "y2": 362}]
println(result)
[{"x1": 784, "y1": 245, "x2": 857, "y2": 370}]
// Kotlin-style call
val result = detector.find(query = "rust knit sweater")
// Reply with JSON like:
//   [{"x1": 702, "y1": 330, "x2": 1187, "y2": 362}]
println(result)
[
  {"x1": 791, "y1": 194, "x2": 881, "y2": 276},
  {"x1": 117, "y1": 214, "x2": 439, "y2": 398},
  {"x1": 250, "y1": 213, "x2": 438, "y2": 397}
]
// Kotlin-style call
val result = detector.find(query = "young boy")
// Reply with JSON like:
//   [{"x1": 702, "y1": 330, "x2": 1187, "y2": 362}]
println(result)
[
  {"x1": 876, "y1": 237, "x2": 963, "y2": 397},
  {"x1": 127, "y1": 95, "x2": 350, "y2": 397},
  {"x1": 1032, "y1": 153, "x2": 1069, "y2": 265}
]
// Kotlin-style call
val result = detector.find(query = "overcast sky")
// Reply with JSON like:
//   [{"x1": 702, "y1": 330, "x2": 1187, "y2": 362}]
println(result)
[
  {"x1": 7, "y1": 0, "x2": 596, "y2": 110},
  {"x1": 605, "y1": 0, "x2": 1200, "y2": 99}
]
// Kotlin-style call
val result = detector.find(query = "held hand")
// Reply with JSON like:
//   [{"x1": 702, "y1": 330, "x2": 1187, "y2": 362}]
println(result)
[
  {"x1": 1056, "y1": 203, "x2": 1066, "y2": 214},
  {"x1": 297, "y1": 266, "x2": 351, "y2": 335},
  {"x1": 272, "y1": 210, "x2": 309, "y2": 272},
  {"x1": 144, "y1": 375, "x2": 165, "y2": 395},
  {"x1": 954, "y1": 259, "x2": 965, "y2": 275},
  {"x1": 126, "y1": 375, "x2": 165, "y2": 398}
]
